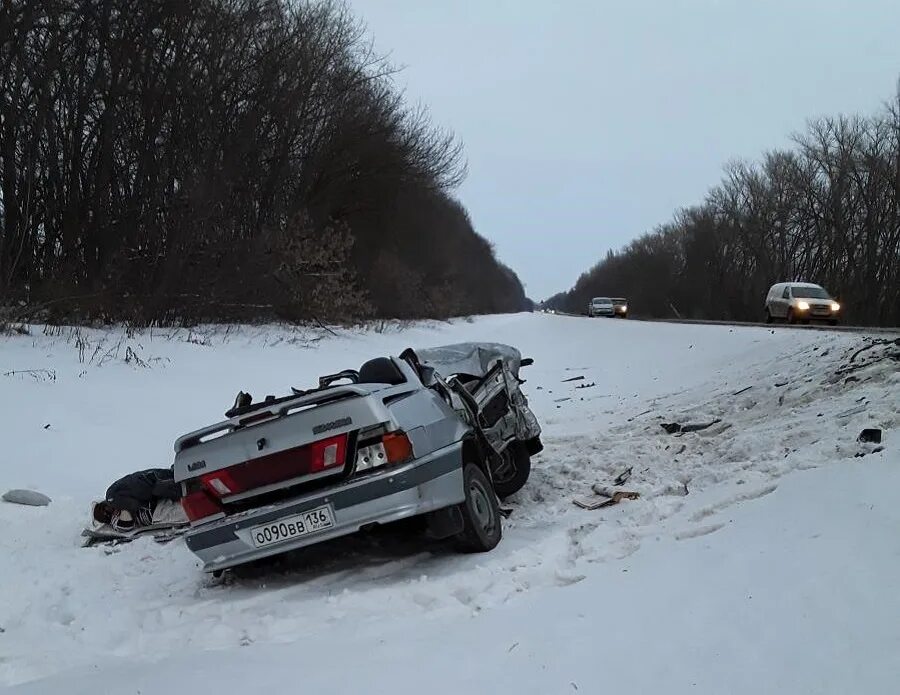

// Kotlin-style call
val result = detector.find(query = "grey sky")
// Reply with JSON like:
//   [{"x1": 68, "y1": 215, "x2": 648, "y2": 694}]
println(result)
[{"x1": 350, "y1": 0, "x2": 900, "y2": 300}]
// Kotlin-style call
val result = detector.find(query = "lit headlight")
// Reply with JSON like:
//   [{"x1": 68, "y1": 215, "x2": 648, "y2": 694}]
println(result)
[
  {"x1": 796, "y1": 301, "x2": 810, "y2": 311},
  {"x1": 621, "y1": 305, "x2": 627, "y2": 312},
  {"x1": 830, "y1": 302, "x2": 840, "y2": 312}
]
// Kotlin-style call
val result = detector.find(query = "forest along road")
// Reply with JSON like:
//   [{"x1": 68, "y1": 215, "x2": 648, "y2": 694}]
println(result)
[{"x1": 1, "y1": 312, "x2": 898, "y2": 694}]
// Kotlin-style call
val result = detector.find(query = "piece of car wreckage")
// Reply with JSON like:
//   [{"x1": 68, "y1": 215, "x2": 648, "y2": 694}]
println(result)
[{"x1": 171, "y1": 343, "x2": 543, "y2": 574}]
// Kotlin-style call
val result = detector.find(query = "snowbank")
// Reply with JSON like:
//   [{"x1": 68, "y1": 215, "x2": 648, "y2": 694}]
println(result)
[{"x1": 1, "y1": 314, "x2": 897, "y2": 692}]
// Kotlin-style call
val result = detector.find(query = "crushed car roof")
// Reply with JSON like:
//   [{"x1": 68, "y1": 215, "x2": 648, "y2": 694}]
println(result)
[{"x1": 415, "y1": 342, "x2": 523, "y2": 378}]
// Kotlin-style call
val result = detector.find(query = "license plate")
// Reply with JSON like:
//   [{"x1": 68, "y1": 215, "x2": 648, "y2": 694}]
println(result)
[{"x1": 250, "y1": 505, "x2": 335, "y2": 548}]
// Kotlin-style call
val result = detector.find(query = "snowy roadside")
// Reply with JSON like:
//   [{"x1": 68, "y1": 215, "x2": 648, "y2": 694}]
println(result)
[
  {"x1": 10, "y1": 453, "x2": 899, "y2": 695},
  {"x1": 0, "y1": 314, "x2": 897, "y2": 691}
]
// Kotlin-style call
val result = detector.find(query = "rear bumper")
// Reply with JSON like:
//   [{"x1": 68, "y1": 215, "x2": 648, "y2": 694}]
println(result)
[{"x1": 184, "y1": 444, "x2": 466, "y2": 572}]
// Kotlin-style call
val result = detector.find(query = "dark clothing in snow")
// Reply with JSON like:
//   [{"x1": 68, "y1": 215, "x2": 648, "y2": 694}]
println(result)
[{"x1": 105, "y1": 467, "x2": 181, "y2": 515}]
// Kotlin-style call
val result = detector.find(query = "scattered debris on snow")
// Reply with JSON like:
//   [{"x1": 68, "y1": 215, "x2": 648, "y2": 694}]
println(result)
[
  {"x1": 612, "y1": 467, "x2": 632, "y2": 486},
  {"x1": 660, "y1": 419, "x2": 722, "y2": 435},
  {"x1": 836, "y1": 405, "x2": 867, "y2": 419},
  {"x1": 573, "y1": 488, "x2": 640, "y2": 510},
  {"x1": 858, "y1": 428, "x2": 882, "y2": 444}
]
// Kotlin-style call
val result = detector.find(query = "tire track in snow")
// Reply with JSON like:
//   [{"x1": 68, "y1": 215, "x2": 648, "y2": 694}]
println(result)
[
  {"x1": 675, "y1": 523, "x2": 727, "y2": 541},
  {"x1": 687, "y1": 484, "x2": 779, "y2": 523}
]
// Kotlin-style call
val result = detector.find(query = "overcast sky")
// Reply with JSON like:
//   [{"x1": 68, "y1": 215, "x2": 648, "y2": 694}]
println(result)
[{"x1": 350, "y1": 0, "x2": 900, "y2": 300}]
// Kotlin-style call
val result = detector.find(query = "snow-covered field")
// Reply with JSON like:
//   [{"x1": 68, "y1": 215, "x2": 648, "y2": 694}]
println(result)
[{"x1": 1, "y1": 313, "x2": 897, "y2": 694}]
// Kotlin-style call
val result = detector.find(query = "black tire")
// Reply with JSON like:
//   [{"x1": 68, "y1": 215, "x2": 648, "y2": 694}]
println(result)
[
  {"x1": 828, "y1": 319, "x2": 838, "y2": 326},
  {"x1": 492, "y1": 443, "x2": 532, "y2": 499},
  {"x1": 786, "y1": 309, "x2": 795, "y2": 324},
  {"x1": 456, "y1": 464, "x2": 502, "y2": 552},
  {"x1": 765, "y1": 310, "x2": 773, "y2": 324}
]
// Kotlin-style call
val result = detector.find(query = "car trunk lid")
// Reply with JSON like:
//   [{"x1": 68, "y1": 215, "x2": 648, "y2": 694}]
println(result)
[{"x1": 174, "y1": 383, "x2": 412, "y2": 520}]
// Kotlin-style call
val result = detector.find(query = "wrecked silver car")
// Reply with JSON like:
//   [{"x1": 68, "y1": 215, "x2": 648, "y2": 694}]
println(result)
[
  {"x1": 415, "y1": 342, "x2": 542, "y2": 498},
  {"x1": 172, "y1": 343, "x2": 542, "y2": 573}
]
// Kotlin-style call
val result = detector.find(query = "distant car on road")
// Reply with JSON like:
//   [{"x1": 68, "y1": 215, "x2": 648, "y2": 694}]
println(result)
[
  {"x1": 765, "y1": 282, "x2": 841, "y2": 325},
  {"x1": 588, "y1": 297, "x2": 615, "y2": 317},
  {"x1": 612, "y1": 298, "x2": 628, "y2": 318}
]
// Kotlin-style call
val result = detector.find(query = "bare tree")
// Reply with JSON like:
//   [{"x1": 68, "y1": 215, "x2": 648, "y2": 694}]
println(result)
[{"x1": 0, "y1": 0, "x2": 525, "y2": 325}]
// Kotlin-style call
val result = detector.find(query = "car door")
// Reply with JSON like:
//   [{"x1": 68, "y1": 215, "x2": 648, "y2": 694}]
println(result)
[
  {"x1": 779, "y1": 286, "x2": 791, "y2": 317},
  {"x1": 460, "y1": 361, "x2": 517, "y2": 451}
]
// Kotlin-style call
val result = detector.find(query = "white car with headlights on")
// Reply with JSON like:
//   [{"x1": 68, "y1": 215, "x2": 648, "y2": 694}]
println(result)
[
  {"x1": 612, "y1": 298, "x2": 628, "y2": 318},
  {"x1": 764, "y1": 282, "x2": 841, "y2": 325}
]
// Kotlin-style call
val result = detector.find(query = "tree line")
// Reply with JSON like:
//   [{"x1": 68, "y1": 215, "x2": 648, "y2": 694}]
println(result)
[
  {"x1": 0, "y1": 0, "x2": 526, "y2": 325},
  {"x1": 548, "y1": 86, "x2": 900, "y2": 327}
]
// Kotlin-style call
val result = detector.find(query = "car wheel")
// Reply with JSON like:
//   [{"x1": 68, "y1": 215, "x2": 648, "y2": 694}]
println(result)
[
  {"x1": 456, "y1": 464, "x2": 502, "y2": 552},
  {"x1": 492, "y1": 442, "x2": 532, "y2": 499},
  {"x1": 829, "y1": 319, "x2": 838, "y2": 326},
  {"x1": 765, "y1": 310, "x2": 773, "y2": 324},
  {"x1": 786, "y1": 309, "x2": 795, "y2": 324}
]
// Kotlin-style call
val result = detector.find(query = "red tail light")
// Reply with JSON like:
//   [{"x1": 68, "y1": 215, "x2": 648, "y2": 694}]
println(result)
[
  {"x1": 310, "y1": 434, "x2": 349, "y2": 473},
  {"x1": 197, "y1": 433, "x2": 351, "y2": 501},
  {"x1": 201, "y1": 468, "x2": 241, "y2": 496},
  {"x1": 382, "y1": 432, "x2": 413, "y2": 464},
  {"x1": 181, "y1": 487, "x2": 223, "y2": 522}
]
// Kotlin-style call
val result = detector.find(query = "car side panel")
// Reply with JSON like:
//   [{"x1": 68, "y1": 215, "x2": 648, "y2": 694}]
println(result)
[
  {"x1": 771, "y1": 285, "x2": 787, "y2": 317},
  {"x1": 766, "y1": 284, "x2": 789, "y2": 317},
  {"x1": 387, "y1": 387, "x2": 472, "y2": 458}
]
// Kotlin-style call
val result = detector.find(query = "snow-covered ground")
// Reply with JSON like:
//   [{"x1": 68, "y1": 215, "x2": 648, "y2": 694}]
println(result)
[{"x1": 1, "y1": 314, "x2": 897, "y2": 693}]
